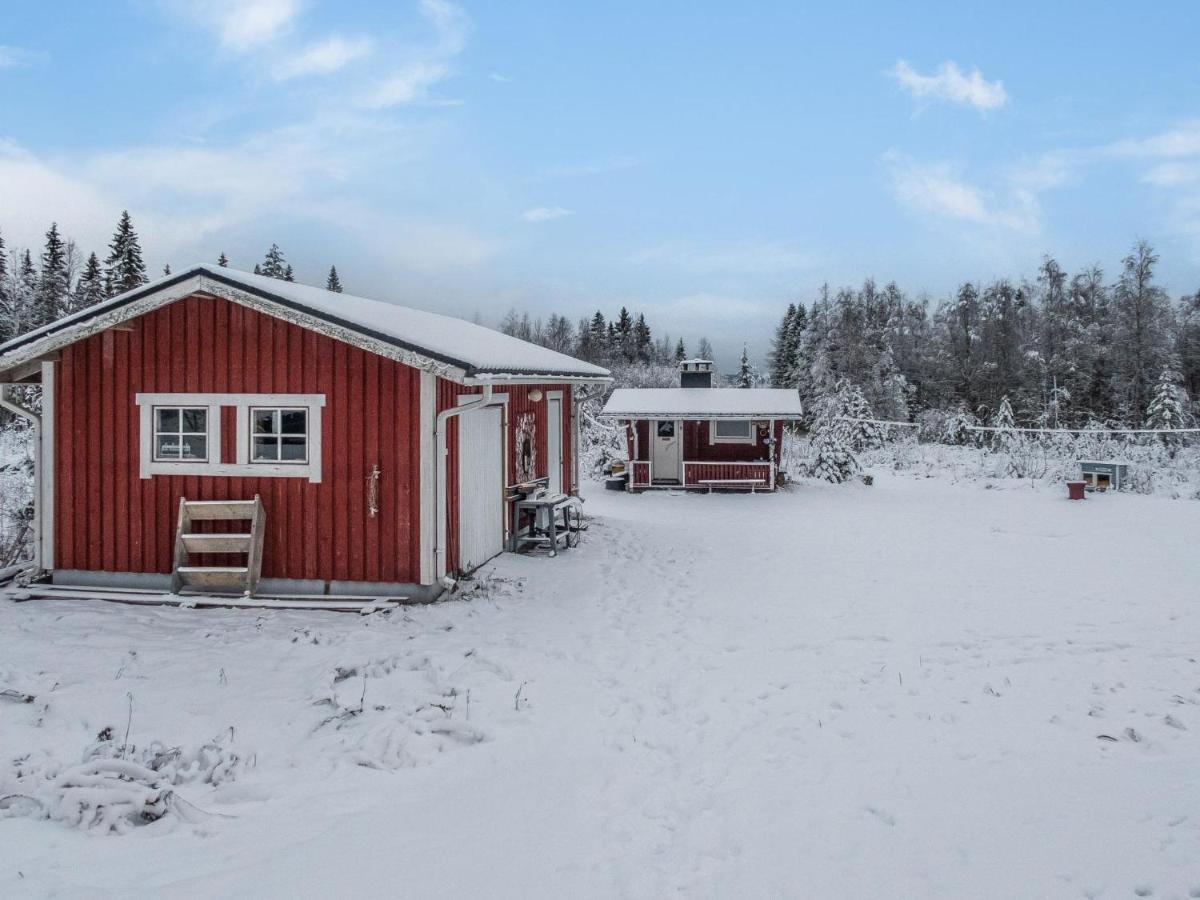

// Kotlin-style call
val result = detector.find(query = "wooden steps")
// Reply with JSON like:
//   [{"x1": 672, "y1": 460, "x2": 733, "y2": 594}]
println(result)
[{"x1": 171, "y1": 496, "x2": 265, "y2": 595}]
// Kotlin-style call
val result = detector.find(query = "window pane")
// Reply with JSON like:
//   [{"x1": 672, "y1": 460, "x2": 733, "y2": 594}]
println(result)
[
  {"x1": 656, "y1": 421, "x2": 675, "y2": 438},
  {"x1": 279, "y1": 410, "x2": 306, "y2": 435},
  {"x1": 280, "y1": 436, "x2": 307, "y2": 461},
  {"x1": 180, "y1": 435, "x2": 207, "y2": 460},
  {"x1": 155, "y1": 436, "x2": 182, "y2": 459},
  {"x1": 182, "y1": 408, "x2": 207, "y2": 433},
  {"x1": 253, "y1": 410, "x2": 276, "y2": 435},
  {"x1": 715, "y1": 420, "x2": 750, "y2": 438},
  {"x1": 253, "y1": 436, "x2": 278, "y2": 461},
  {"x1": 156, "y1": 408, "x2": 179, "y2": 432}
]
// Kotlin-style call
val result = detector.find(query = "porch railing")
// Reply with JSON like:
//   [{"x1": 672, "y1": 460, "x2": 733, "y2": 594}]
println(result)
[
  {"x1": 682, "y1": 460, "x2": 774, "y2": 491},
  {"x1": 628, "y1": 459, "x2": 774, "y2": 490}
]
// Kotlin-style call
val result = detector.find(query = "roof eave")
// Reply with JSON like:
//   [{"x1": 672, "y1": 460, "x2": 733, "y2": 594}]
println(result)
[
  {"x1": 599, "y1": 411, "x2": 803, "y2": 419},
  {"x1": 465, "y1": 372, "x2": 612, "y2": 386}
]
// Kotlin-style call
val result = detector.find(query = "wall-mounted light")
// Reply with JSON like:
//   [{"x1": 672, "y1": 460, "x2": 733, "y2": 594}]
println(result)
[{"x1": 528, "y1": 389, "x2": 544, "y2": 402}]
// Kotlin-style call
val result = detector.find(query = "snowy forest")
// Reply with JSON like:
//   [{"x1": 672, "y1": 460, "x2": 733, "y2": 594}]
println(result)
[
  {"x1": 0, "y1": 213, "x2": 344, "y2": 346},
  {"x1": 3, "y1": 215, "x2": 1198, "y2": 442},
  {"x1": 499, "y1": 241, "x2": 1200, "y2": 435}
]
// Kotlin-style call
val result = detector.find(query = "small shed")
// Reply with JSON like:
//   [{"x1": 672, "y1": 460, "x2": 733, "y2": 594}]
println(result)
[
  {"x1": 600, "y1": 361, "x2": 804, "y2": 492},
  {"x1": 1079, "y1": 460, "x2": 1130, "y2": 491}
]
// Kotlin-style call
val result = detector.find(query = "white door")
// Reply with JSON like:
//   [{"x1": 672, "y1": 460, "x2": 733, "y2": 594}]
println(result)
[
  {"x1": 652, "y1": 419, "x2": 680, "y2": 481},
  {"x1": 547, "y1": 396, "x2": 563, "y2": 495},
  {"x1": 458, "y1": 406, "x2": 504, "y2": 572}
]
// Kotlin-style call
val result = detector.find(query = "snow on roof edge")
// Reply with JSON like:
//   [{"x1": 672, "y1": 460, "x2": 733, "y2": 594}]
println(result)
[
  {"x1": 601, "y1": 387, "x2": 804, "y2": 418},
  {"x1": 0, "y1": 264, "x2": 611, "y2": 382}
]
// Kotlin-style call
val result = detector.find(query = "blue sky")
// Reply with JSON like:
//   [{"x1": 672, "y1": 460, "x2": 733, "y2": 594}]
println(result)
[{"x1": 2, "y1": 1, "x2": 1199, "y2": 365}]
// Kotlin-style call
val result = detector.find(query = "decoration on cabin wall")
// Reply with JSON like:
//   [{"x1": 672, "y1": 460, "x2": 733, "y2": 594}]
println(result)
[
  {"x1": 515, "y1": 413, "x2": 537, "y2": 483},
  {"x1": 366, "y1": 464, "x2": 381, "y2": 517}
]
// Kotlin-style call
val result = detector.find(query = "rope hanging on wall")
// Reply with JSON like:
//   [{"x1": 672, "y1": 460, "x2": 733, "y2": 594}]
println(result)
[{"x1": 366, "y1": 464, "x2": 381, "y2": 518}]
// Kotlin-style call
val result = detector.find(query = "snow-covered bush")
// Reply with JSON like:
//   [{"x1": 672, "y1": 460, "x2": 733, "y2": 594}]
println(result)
[
  {"x1": 0, "y1": 729, "x2": 243, "y2": 834},
  {"x1": 310, "y1": 655, "x2": 487, "y2": 770}
]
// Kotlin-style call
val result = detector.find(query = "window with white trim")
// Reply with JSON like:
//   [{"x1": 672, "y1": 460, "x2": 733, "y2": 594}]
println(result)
[
  {"x1": 251, "y1": 408, "x2": 309, "y2": 463},
  {"x1": 710, "y1": 419, "x2": 755, "y2": 444},
  {"x1": 135, "y1": 392, "x2": 326, "y2": 482},
  {"x1": 153, "y1": 407, "x2": 209, "y2": 461}
]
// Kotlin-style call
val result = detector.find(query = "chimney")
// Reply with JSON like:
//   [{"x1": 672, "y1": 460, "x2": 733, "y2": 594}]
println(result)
[{"x1": 679, "y1": 358, "x2": 713, "y2": 388}]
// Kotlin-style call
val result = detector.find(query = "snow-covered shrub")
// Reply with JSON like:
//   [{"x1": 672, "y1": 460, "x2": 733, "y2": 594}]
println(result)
[
  {"x1": 0, "y1": 730, "x2": 244, "y2": 834},
  {"x1": 42, "y1": 759, "x2": 173, "y2": 834},
  {"x1": 311, "y1": 655, "x2": 487, "y2": 770}
]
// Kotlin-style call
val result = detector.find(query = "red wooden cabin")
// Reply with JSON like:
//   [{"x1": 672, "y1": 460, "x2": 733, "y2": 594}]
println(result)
[
  {"x1": 0, "y1": 265, "x2": 609, "y2": 601},
  {"x1": 601, "y1": 360, "x2": 802, "y2": 491}
]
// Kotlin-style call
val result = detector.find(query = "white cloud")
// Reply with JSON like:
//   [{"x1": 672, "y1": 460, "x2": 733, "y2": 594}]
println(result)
[
  {"x1": 1142, "y1": 161, "x2": 1200, "y2": 188},
  {"x1": 273, "y1": 35, "x2": 373, "y2": 80},
  {"x1": 361, "y1": 0, "x2": 468, "y2": 107},
  {"x1": 178, "y1": 0, "x2": 303, "y2": 52},
  {"x1": 521, "y1": 206, "x2": 573, "y2": 223},
  {"x1": 418, "y1": 0, "x2": 469, "y2": 56},
  {"x1": 888, "y1": 60, "x2": 1008, "y2": 111},
  {"x1": 488, "y1": 72, "x2": 513, "y2": 83},
  {"x1": 884, "y1": 151, "x2": 1047, "y2": 231},
  {"x1": 1109, "y1": 121, "x2": 1200, "y2": 159},
  {"x1": 0, "y1": 45, "x2": 40, "y2": 68},
  {"x1": 362, "y1": 61, "x2": 451, "y2": 107},
  {"x1": 1108, "y1": 121, "x2": 1200, "y2": 258}
]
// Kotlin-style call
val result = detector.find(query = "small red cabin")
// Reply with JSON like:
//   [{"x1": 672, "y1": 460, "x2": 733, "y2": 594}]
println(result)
[
  {"x1": 600, "y1": 360, "x2": 802, "y2": 491},
  {"x1": 0, "y1": 265, "x2": 609, "y2": 601}
]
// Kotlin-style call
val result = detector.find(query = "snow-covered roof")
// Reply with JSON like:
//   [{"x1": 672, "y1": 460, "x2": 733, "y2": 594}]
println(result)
[
  {"x1": 601, "y1": 388, "x2": 803, "y2": 419},
  {"x1": 0, "y1": 265, "x2": 611, "y2": 383}
]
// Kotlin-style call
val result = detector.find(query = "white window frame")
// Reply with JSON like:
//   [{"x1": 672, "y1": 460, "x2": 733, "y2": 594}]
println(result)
[
  {"x1": 151, "y1": 405, "x2": 211, "y2": 463},
  {"x1": 135, "y1": 393, "x2": 325, "y2": 482},
  {"x1": 709, "y1": 418, "x2": 756, "y2": 445},
  {"x1": 249, "y1": 406, "x2": 311, "y2": 465}
]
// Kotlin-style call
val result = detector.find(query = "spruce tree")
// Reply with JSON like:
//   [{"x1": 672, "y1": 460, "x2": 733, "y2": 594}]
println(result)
[
  {"x1": 162, "y1": 263, "x2": 171, "y2": 276},
  {"x1": 72, "y1": 252, "x2": 105, "y2": 313},
  {"x1": 260, "y1": 244, "x2": 287, "y2": 279},
  {"x1": 1144, "y1": 367, "x2": 1188, "y2": 433},
  {"x1": 283, "y1": 263, "x2": 294, "y2": 282},
  {"x1": 674, "y1": 338, "x2": 686, "y2": 362},
  {"x1": 34, "y1": 223, "x2": 68, "y2": 326},
  {"x1": 737, "y1": 344, "x2": 754, "y2": 388},
  {"x1": 991, "y1": 395, "x2": 1017, "y2": 453},
  {"x1": 326, "y1": 265, "x2": 343, "y2": 293},
  {"x1": 253, "y1": 263, "x2": 262, "y2": 275},
  {"x1": 632, "y1": 313, "x2": 651, "y2": 362},
  {"x1": 810, "y1": 423, "x2": 858, "y2": 484},
  {"x1": 103, "y1": 210, "x2": 148, "y2": 297},
  {"x1": 769, "y1": 304, "x2": 797, "y2": 385},
  {"x1": 217, "y1": 252, "x2": 229, "y2": 267},
  {"x1": 9, "y1": 250, "x2": 37, "y2": 338}
]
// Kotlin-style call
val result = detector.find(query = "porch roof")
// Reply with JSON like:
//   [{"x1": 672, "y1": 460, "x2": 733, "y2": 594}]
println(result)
[{"x1": 600, "y1": 387, "x2": 803, "y2": 419}]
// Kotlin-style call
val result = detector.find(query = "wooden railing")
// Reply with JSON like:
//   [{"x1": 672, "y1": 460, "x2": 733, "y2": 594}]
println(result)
[
  {"x1": 630, "y1": 461, "x2": 652, "y2": 486},
  {"x1": 682, "y1": 460, "x2": 774, "y2": 491},
  {"x1": 627, "y1": 459, "x2": 774, "y2": 490}
]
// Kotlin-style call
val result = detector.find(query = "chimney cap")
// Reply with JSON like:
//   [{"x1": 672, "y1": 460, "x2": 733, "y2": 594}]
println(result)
[{"x1": 679, "y1": 358, "x2": 713, "y2": 370}]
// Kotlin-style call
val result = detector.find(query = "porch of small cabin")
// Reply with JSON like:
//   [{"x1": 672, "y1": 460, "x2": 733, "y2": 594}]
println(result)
[{"x1": 623, "y1": 417, "x2": 784, "y2": 492}]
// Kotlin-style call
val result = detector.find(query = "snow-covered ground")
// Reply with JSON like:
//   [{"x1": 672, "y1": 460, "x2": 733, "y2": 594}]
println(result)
[{"x1": 3, "y1": 474, "x2": 1200, "y2": 898}]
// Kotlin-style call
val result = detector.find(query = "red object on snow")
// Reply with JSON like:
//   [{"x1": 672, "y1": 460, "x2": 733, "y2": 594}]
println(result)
[{"x1": 1067, "y1": 481, "x2": 1087, "y2": 501}]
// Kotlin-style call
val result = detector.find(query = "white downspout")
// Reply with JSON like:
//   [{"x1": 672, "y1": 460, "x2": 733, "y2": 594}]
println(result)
[
  {"x1": 434, "y1": 383, "x2": 494, "y2": 582},
  {"x1": 0, "y1": 385, "x2": 42, "y2": 574}
]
